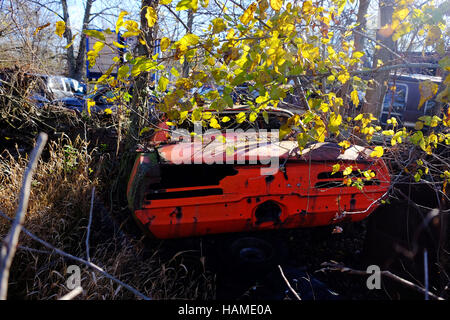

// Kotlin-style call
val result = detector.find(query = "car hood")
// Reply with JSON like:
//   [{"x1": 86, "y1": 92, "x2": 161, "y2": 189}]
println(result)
[{"x1": 156, "y1": 132, "x2": 374, "y2": 164}]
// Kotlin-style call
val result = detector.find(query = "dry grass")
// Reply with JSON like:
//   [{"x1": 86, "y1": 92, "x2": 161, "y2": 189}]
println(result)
[{"x1": 0, "y1": 136, "x2": 215, "y2": 300}]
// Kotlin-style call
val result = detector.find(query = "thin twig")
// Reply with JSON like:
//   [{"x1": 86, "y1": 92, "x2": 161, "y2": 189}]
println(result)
[
  {"x1": 86, "y1": 187, "x2": 95, "y2": 263},
  {"x1": 0, "y1": 132, "x2": 48, "y2": 300},
  {"x1": 278, "y1": 265, "x2": 302, "y2": 300},
  {"x1": 424, "y1": 250, "x2": 429, "y2": 301},
  {"x1": 316, "y1": 261, "x2": 444, "y2": 300},
  {"x1": 332, "y1": 25, "x2": 406, "y2": 62},
  {"x1": 59, "y1": 286, "x2": 83, "y2": 300},
  {"x1": 0, "y1": 210, "x2": 151, "y2": 300},
  {"x1": 86, "y1": 186, "x2": 97, "y2": 284}
]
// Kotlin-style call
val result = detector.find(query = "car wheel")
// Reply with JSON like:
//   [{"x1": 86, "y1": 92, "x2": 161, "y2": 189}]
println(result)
[{"x1": 221, "y1": 234, "x2": 287, "y2": 279}]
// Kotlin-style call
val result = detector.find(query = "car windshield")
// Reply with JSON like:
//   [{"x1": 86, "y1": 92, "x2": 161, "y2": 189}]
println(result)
[{"x1": 382, "y1": 83, "x2": 407, "y2": 114}]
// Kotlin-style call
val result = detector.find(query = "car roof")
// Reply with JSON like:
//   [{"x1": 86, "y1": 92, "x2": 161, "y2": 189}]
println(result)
[
  {"x1": 193, "y1": 105, "x2": 294, "y2": 117},
  {"x1": 157, "y1": 140, "x2": 375, "y2": 164},
  {"x1": 390, "y1": 73, "x2": 442, "y2": 83}
]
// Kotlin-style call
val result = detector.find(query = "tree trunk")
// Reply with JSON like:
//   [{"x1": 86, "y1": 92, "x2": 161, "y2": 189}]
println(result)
[
  {"x1": 126, "y1": 0, "x2": 159, "y2": 148},
  {"x1": 60, "y1": 0, "x2": 75, "y2": 77},
  {"x1": 362, "y1": 0, "x2": 395, "y2": 118},
  {"x1": 354, "y1": 0, "x2": 370, "y2": 54},
  {"x1": 182, "y1": 9, "x2": 194, "y2": 78},
  {"x1": 61, "y1": 0, "x2": 94, "y2": 80},
  {"x1": 341, "y1": 0, "x2": 371, "y2": 116},
  {"x1": 116, "y1": 0, "x2": 159, "y2": 203}
]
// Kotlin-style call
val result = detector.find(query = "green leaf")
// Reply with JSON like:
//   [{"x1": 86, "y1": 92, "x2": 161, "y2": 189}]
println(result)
[
  {"x1": 212, "y1": 18, "x2": 226, "y2": 33},
  {"x1": 279, "y1": 123, "x2": 291, "y2": 140},
  {"x1": 117, "y1": 65, "x2": 129, "y2": 79},
  {"x1": 262, "y1": 111, "x2": 269, "y2": 124},
  {"x1": 410, "y1": 131, "x2": 424, "y2": 145},
  {"x1": 414, "y1": 172, "x2": 421, "y2": 182},
  {"x1": 439, "y1": 56, "x2": 450, "y2": 71},
  {"x1": 170, "y1": 67, "x2": 179, "y2": 77},
  {"x1": 223, "y1": 95, "x2": 233, "y2": 107},
  {"x1": 84, "y1": 29, "x2": 105, "y2": 41}
]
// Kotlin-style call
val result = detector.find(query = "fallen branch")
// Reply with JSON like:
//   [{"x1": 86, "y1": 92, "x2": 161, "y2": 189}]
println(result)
[
  {"x1": 316, "y1": 261, "x2": 445, "y2": 300},
  {"x1": 59, "y1": 286, "x2": 83, "y2": 300},
  {"x1": 278, "y1": 265, "x2": 302, "y2": 300},
  {"x1": 0, "y1": 209, "x2": 151, "y2": 300},
  {"x1": 0, "y1": 132, "x2": 48, "y2": 300}
]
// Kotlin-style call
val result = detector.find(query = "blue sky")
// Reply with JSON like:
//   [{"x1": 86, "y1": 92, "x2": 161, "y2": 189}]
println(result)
[{"x1": 66, "y1": 0, "x2": 139, "y2": 32}]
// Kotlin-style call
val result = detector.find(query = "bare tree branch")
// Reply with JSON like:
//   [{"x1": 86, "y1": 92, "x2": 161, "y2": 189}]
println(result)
[
  {"x1": 316, "y1": 261, "x2": 445, "y2": 300},
  {"x1": 0, "y1": 210, "x2": 151, "y2": 300},
  {"x1": 59, "y1": 286, "x2": 83, "y2": 300},
  {"x1": 278, "y1": 265, "x2": 302, "y2": 300},
  {"x1": 86, "y1": 187, "x2": 95, "y2": 263},
  {"x1": 0, "y1": 132, "x2": 48, "y2": 300}
]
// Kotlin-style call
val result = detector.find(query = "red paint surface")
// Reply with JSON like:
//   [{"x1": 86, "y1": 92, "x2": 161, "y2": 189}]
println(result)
[{"x1": 129, "y1": 150, "x2": 390, "y2": 239}]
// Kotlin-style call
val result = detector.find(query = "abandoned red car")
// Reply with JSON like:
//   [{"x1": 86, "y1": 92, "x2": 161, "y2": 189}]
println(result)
[{"x1": 127, "y1": 108, "x2": 391, "y2": 239}]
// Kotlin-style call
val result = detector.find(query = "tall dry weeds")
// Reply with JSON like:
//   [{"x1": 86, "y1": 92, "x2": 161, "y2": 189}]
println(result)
[{"x1": 0, "y1": 136, "x2": 215, "y2": 299}]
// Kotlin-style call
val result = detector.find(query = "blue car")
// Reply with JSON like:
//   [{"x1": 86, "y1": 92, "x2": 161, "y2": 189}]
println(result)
[{"x1": 53, "y1": 88, "x2": 118, "y2": 114}]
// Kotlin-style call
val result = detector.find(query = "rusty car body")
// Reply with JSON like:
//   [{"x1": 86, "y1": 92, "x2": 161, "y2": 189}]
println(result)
[{"x1": 127, "y1": 108, "x2": 391, "y2": 239}]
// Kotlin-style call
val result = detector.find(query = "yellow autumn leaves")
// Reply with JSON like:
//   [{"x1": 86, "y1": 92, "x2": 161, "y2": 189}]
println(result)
[
  {"x1": 331, "y1": 163, "x2": 377, "y2": 189},
  {"x1": 55, "y1": 21, "x2": 65, "y2": 37},
  {"x1": 239, "y1": 0, "x2": 283, "y2": 25},
  {"x1": 176, "y1": 0, "x2": 199, "y2": 11},
  {"x1": 145, "y1": 7, "x2": 157, "y2": 27},
  {"x1": 270, "y1": 0, "x2": 283, "y2": 11},
  {"x1": 240, "y1": 3, "x2": 257, "y2": 25},
  {"x1": 418, "y1": 81, "x2": 438, "y2": 109}
]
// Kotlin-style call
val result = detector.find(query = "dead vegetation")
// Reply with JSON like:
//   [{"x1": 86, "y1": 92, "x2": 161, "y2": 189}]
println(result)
[
  {"x1": 0, "y1": 133, "x2": 215, "y2": 300},
  {"x1": 0, "y1": 62, "x2": 448, "y2": 300}
]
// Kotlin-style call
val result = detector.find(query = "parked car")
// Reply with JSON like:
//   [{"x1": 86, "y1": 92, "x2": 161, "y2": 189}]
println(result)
[
  {"x1": 379, "y1": 73, "x2": 443, "y2": 128},
  {"x1": 24, "y1": 74, "x2": 86, "y2": 100},
  {"x1": 53, "y1": 86, "x2": 119, "y2": 113},
  {"x1": 194, "y1": 83, "x2": 258, "y2": 106},
  {"x1": 27, "y1": 93, "x2": 51, "y2": 108},
  {"x1": 127, "y1": 107, "x2": 391, "y2": 239}
]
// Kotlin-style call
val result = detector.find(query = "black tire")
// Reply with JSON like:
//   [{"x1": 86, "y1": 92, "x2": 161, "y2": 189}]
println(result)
[{"x1": 220, "y1": 233, "x2": 288, "y2": 279}]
